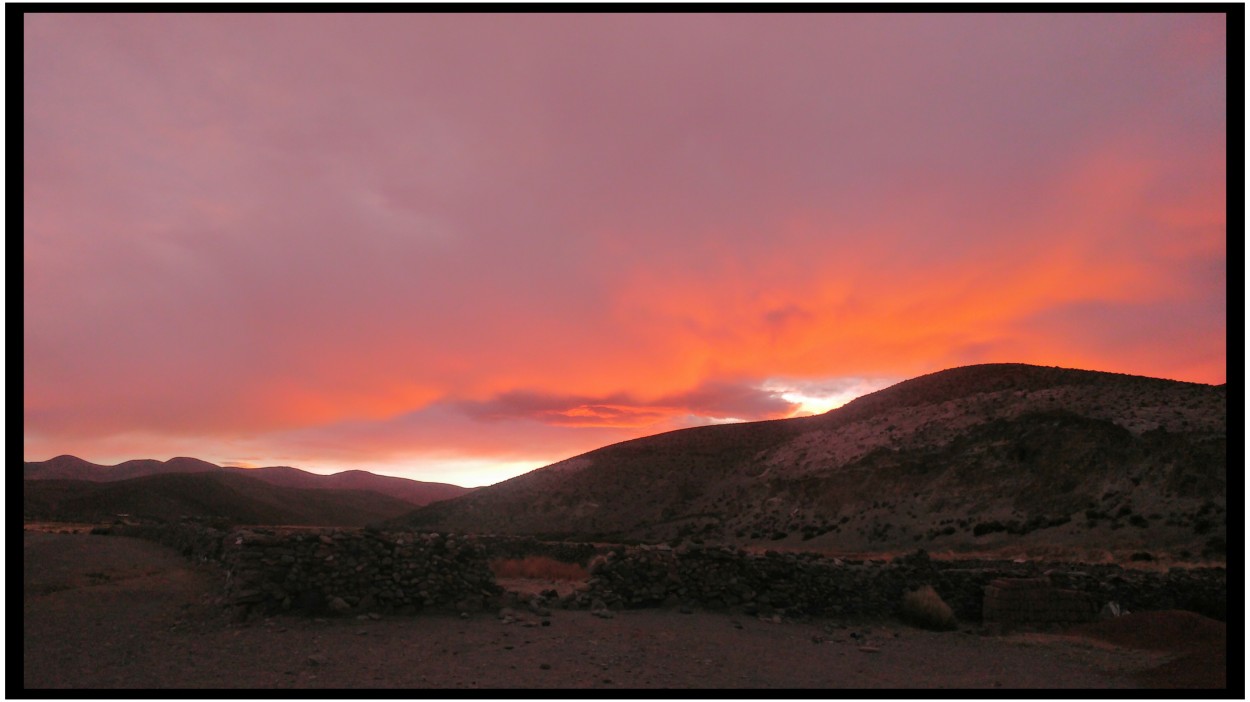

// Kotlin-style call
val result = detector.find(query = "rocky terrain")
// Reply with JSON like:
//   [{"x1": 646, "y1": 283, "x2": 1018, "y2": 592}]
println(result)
[
  {"x1": 21, "y1": 363, "x2": 1229, "y2": 691},
  {"x1": 393, "y1": 364, "x2": 1226, "y2": 562},
  {"x1": 21, "y1": 531, "x2": 1227, "y2": 690}
]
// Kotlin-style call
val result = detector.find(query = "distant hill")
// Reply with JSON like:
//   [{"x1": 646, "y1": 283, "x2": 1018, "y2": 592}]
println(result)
[
  {"x1": 23, "y1": 455, "x2": 221, "y2": 482},
  {"x1": 23, "y1": 456, "x2": 469, "y2": 507},
  {"x1": 390, "y1": 364, "x2": 1227, "y2": 562},
  {"x1": 237, "y1": 466, "x2": 469, "y2": 507},
  {"x1": 22, "y1": 471, "x2": 421, "y2": 527}
]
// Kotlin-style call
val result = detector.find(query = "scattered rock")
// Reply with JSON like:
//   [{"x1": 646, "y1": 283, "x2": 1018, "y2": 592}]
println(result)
[
  {"x1": 1100, "y1": 601, "x2": 1123, "y2": 619},
  {"x1": 305, "y1": 655, "x2": 326, "y2": 667},
  {"x1": 539, "y1": 663, "x2": 552, "y2": 670},
  {"x1": 328, "y1": 597, "x2": 351, "y2": 615}
]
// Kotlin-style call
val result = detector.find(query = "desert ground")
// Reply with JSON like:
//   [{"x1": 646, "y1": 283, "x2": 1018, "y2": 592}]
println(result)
[{"x1": 22, "y1": 531, "x2": 1225, "y2": 690}]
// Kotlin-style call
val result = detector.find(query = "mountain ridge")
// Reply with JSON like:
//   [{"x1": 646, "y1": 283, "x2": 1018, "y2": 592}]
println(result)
[
  {"x1": 23, "y1": 456, "x2": 470, "y2": 507},
  {"x1": 390, "y1": 363, "x2": 1226, "y2": 561},
  {"x1": 22, "y1": 471, "x2": 422, "y2": 527}
]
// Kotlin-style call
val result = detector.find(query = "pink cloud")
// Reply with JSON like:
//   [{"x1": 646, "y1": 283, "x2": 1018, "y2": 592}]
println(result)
[{"x1": 23, "y1": 13, "x2": 1227, "y2": 484}]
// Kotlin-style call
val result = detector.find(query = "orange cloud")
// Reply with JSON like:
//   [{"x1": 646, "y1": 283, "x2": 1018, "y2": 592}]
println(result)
[{"x1": 23, "y1": 14, "x2": 1225, "y2": 485}]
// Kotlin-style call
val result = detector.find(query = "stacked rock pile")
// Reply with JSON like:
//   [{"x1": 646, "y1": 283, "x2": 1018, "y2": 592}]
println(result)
[
  {"x1": 562, "y1": 544, "x2": 925, "y2": 618},
  {"x1": 558, "y1": 546, "x2": 1227, "y2": 623},
  {"x1": 112, "y1": 523, "x2": 1227, "y2": 624},
  {"x1": 118, "y1": 520, "x2": 228, "y2": 562},
  {"x1": 220, "y1": 527, "x2": 500, "y2": 616}
]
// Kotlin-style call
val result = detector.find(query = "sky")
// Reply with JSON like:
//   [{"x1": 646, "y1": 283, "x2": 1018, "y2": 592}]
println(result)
[{"x1": 23, "y1": 13, "x2": 1227, "y2": 487}]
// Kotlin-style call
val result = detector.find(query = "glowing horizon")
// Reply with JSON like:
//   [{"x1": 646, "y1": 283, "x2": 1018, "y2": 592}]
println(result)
[{"x1": 23, "y1": 13, "x2": 1227, "y2": 488}]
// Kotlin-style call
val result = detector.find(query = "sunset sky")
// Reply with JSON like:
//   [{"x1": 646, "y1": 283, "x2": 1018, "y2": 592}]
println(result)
[{"x1": 23, "y1": 13, "x2": 1227, "y2": 487}]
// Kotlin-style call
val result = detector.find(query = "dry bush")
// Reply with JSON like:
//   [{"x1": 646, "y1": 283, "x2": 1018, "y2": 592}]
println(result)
[
  {"x1": 489, "y1": 556, "x2": 588, "y2": 581},
  {"x1": 900, "y1": 585, "x2": 957, "y2": 631}
]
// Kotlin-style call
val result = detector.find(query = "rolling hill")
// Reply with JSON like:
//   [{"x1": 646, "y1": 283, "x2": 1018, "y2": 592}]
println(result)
[
  {"x1": 23, "y1": 456, "x2": 469, "y2": 507},
  {"x1": 22, "y1": 471, "x2": 422, "y2": 527},
  {"x1": 390, "y1": 363, "x2": 1227, "y2": 561}
]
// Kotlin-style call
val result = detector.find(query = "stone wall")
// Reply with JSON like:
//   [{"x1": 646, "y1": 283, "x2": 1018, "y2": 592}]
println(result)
[
  {"x1": 562, "y1": 545, "x2": 1227, "y2": 623},
  {"x1": 982, "y1": 578, "x2": 1099, "y2": 625},
  {"x1": 472, "y1": 535, "x2": 604, "y2": 566},
  {"x1": 115, "y1": 524, "x2": 1225, "y2": 624},
  {"x1": 220, "y1": 527, "x2": 500, "y2": 616},
  {"x1": 116, "y1": 520, "x2": 229, "y2": 563}
]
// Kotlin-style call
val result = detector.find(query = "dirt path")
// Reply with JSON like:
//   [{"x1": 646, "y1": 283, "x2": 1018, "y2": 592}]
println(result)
[{"x1": 21, "y1": 532, "x2": 1222, "y2": 690}]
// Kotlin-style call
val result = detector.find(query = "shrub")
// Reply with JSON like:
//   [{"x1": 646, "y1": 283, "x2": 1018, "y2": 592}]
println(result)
[
  {"x1": 489, "y1": 556, "x2": 588, "y2": 581},
  {"x1": 900, "y1": 585, "x2": 957, "y2": 631},
  {"x1": 973, "y1": 521, "x2": 1005, "y2": 537},
  {"x1": 1202, "y1": 536, "x2": 1226, "y2": 557}
]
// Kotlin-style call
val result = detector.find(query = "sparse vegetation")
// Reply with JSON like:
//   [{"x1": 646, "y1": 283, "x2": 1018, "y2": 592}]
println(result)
[
  {"x1": 1202, "y1": 536, "x2": 1226, "y2": 558},
  {"x1": 899, "y1": 585, "x2": 957, "y2": 630}
]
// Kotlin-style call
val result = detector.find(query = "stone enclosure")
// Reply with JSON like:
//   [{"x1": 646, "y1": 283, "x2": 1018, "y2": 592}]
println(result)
[
  {"x1": 982, "y1": 578, "x2": 1099, "y2": 626},
  {"x1": 112, "y1": 523, "x2": 1226, "y2": 625}
]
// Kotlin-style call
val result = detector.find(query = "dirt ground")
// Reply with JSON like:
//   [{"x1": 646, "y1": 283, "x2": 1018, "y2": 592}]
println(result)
[{"x1": 21, "y1": 531, "x2": 1227, "y2": 691}]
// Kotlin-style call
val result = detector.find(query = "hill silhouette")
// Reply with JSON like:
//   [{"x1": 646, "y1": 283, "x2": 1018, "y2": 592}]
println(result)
[
  {"x1": 22, "y1": 471, "x2": 421, "y2": 527},
  {"x1": 391, "y1": 364, "x2": 1226, "y2": 561},
  {"x1": 24, "y1": 456, "x2": 469, "y2": 507}
]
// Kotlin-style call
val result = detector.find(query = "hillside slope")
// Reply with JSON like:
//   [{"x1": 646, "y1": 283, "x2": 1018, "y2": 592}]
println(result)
[
  {"x1": 22, "y1": 471, "x2": 420, "y2": 527},
  {"x1": 392, "y1": 364, "x2": 1227, "y2": 561}
]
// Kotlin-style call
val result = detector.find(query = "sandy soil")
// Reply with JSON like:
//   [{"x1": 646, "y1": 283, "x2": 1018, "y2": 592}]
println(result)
[{"x1": 21, "y1": 531, "x2": 1226, "y2": 691}]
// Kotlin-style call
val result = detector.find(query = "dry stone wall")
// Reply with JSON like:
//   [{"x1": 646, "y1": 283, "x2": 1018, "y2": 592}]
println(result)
[
  {"x1": 563, "y1": 545, "x2": 1227, "y2": 623},
  {"x1": 982, "y1": 578, "x2": 1099, "y2": 625},
  {"x1": 221, "y1": 527, "x2": 501, "y2": 616},
  {"x1": 112, "y1": 523, "x2": 501, "y2": 616},
  {"x1": 114, "y1": 520, "x2": 229, "y2": 563},
  {"x1": 472, "y1": 535, "x2": 603, "y2": 566},
  {"x1": 114, "y1": 525, "x2": 1225, "y2": 624}
]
